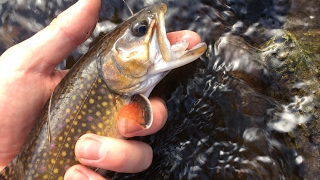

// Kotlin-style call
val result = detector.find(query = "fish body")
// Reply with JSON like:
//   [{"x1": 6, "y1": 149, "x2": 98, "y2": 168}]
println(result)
[{"x1": 0, "y1": 3, "x2": 207, "y2": 180}]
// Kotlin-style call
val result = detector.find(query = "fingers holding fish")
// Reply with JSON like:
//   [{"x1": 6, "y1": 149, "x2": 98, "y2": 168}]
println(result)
[
  {"x1": 74, "y1": 134, "x2": 153, "y2": 173},
  {"x1": 64, "y1": 165, "x2": 108, "y2": 180}
]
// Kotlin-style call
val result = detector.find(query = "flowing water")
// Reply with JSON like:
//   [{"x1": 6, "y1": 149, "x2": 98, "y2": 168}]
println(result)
[{"x1": 0, "y1": 0, "x2": 319, "y2": 179}]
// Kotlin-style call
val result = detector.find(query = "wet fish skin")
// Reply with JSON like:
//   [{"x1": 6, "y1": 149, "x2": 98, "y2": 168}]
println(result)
[{"x1": 0, "y1": 3, "x2": 207, "y2": 180}]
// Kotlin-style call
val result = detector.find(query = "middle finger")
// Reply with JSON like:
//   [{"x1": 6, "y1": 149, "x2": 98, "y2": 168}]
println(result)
[{"x1": 75, "y1": 134, "x2": 152, "y2": 173}]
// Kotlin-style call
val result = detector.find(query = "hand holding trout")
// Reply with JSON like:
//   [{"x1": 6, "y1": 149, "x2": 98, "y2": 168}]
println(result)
[{"x1": 0, "y1": 0, "x2": 206, "y2": 179}]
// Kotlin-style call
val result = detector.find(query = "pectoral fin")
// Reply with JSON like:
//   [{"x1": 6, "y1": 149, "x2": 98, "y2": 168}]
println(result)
[{"x1": 117, "y1": 94, "x2": 153, "y2": 129}]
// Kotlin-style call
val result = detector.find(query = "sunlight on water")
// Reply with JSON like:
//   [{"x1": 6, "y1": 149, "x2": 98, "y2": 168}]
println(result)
[{"x1": 269, "y1": 95, "x2": 313, "y2": 133}]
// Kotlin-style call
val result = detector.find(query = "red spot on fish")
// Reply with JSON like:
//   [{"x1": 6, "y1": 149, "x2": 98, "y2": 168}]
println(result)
[
  {"x1": 99, "y1": 88, "x2": 106, "y2": 94},
  {"x1": 74, "y1": 135, "x2": 79, "y2": 141},
  {"x1": 50, "y1": 143, "x2": 55, "y2": 149},
  {"x1": 39, "y1": 165, "x2": 46, "y2": 172},
  {"x1": 87, "y1": 116, "x2": 93, "y2": 121},
  {"x1": 58, "y1": 123, "x2": 63, "y2": 129},
  {"x1": 65, "y1": 165, "x2": 70, "y2": 171}
]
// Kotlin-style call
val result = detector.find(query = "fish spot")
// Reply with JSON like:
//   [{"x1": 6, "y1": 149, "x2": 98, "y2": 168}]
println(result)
[
  {"x1": 91, "y1": 90, "x2": 96, "y2": 95},
  {"x1": 82, "y1": 123, "x2": 86, "y2": 127},
  {"x1": 79, "y1": 84, "x2": 84, "y2": 89},
  {"x1": 76, "y1": 105, "x2": 80, "y2": 110},
  {"x1": 39, "y1": 165, "x2": 47, "y2": 172},
  {"x1": 62, "y1": 151, "x2": 67, "y2": 157},
  {"x1": 97, "y1": 96, "x2": 102, "y2": 100},
  {"x1": 108, "y1": 94, "x2": 113, "y2": 99},
  {"x1": 72, "y1": 95, "x2": 77, "y2": 100},
  {"x1": 98, "y1": 123, "x2": 103, "y2": 129},
  {"x1": 58, "y1": 136, "x2": 63, "y2": 141},
  {"x1": 74, "y1": 135, "x2": 79, "y2": 141},
  {"x1": 99, "y1": 88, "x2": 106, "y2": 94},
  {"x1": 87, "y1": 116, "x2": 94, "y2": 121},
  {"x1": 66, "y1": 108, "x2": 71, "y2": 113},
  {"x1": 89, "y1": 98, "x2": 95, "y2": 104},
  {"x1": 73, "y1": 121, "x2": 78, "y2": 125},
  {"x1": 53, "y1": 168, "x2": 59, "y2": 174},
  {"x1": 64, "y1": 143, "x2": 69, "y2": 148},
  {"x1": 87, "y1": 75, "x2": 92, "y2": 80},
  {"x1": 106, "y1": 110, "x2": 111, "y2": 115},
  {"x1": 96, "y1": 111, "x2": 101, "y2": 117},
  {"x1": 50, "y1": 143, "x2": 55, "y2": 149},
  {"x1": 71, "y1": 128, "x2": 75, "y2": 133},
  {"x1": 65, "y1": 165, "x2": 70, "y2": 171},
  {"x1": 102, "y1": 102, "x2": 107, "y2": 107},
  {"x1": 51, "y1": 159, "x2": 56, "y2": 164},
  {"x1": 77, "y1": 115, "x2": 82, "y2": 120},
  {"x1": 58, "y1": 123, "x2": 64, "y2": 129}
]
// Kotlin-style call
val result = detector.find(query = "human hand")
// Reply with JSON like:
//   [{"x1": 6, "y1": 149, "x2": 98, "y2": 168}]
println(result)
[{"x1": 0, "y1": 0, "x2": 201, "y2": 179}]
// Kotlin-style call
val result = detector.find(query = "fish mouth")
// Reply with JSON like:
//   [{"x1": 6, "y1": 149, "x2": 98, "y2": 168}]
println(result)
[
  {"x1": 154, "y1": 3, "x2": 172, "y2": 62},
  {"x1": 134, "y1": 4, "x2": 208, "y2": 97},
  {"x1": 146, "y1": 4, "x2": 207, "y2": 73},
  {"x1": 148, "y1": 4, "x2": 207, "y2": 75},
  {"x1": 98, "y1": 3, "x2": 207, "y2": 97}
]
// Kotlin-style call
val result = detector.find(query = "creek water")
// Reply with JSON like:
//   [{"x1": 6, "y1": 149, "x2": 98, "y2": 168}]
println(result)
[{"x1": 0, "y1": 0, "x2": 319, "y2": 179}]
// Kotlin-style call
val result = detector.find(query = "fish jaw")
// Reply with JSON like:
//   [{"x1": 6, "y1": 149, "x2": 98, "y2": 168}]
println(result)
[
  {"x1": 136, "y1": 30, "x2": 208, "y2": 97},
  {"x1": 98, "y1": 3, "x2": 207, "y2": 97}
]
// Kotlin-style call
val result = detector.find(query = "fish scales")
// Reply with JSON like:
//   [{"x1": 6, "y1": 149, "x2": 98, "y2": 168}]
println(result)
[
  {"x1": 0, "y1": 3, "x2": 207, "y2": 179},
  {"x1": 2, "y1": 25, "x2": 127, "y2": 180},
  {"x1": 1, "y1": 2, "x2": 149, "y2": 178}
]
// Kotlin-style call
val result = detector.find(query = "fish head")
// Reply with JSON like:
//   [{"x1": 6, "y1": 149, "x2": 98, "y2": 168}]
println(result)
[{"x1": 98, "y1": 3, "x2": 207, "y2": 97}]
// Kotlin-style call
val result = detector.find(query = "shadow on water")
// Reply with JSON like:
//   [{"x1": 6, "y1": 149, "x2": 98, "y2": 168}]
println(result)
[{"x1": 1, "y1": 0, "x2": 319, "y2": 179}]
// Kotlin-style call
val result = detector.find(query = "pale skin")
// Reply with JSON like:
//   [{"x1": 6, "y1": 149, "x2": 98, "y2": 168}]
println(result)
[{"x1": 0, "y1": 0, "x2": 201, "y2": 179}]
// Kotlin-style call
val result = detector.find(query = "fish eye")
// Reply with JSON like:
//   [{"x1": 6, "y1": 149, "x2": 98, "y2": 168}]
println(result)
[{"x1": 131, "y1": 20, "x2": 149, "y2": 37}]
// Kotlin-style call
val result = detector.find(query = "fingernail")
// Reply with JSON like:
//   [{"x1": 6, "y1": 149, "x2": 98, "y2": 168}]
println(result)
[
  {"x1": 65, "y1": 168, "x2": 89, "y2": 180},
  {"x1": 77, "y1": 135, "x2": 107, "y2": 161}
]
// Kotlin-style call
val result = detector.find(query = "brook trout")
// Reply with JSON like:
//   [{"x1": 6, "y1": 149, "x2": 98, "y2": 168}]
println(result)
[{"x1": 0, "y1": 3, "x2": 207, "y2": 180}]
